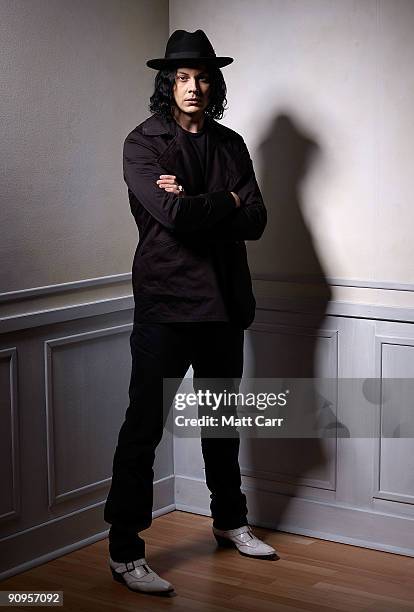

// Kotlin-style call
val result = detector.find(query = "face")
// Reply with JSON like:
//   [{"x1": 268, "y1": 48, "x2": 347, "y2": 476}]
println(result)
[{"x1": 172, "y1": 65, "x2": 211, "y2": 117}]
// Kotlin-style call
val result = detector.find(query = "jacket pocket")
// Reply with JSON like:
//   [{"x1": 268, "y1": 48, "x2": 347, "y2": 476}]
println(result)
[{"x1": 213, "y1": 241, "x2": 256, "y2": 329}]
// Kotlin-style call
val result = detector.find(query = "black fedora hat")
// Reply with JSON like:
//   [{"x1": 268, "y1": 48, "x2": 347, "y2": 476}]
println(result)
[{"x1": 146, "y1": 29, "x2": 233, "y2": 70}]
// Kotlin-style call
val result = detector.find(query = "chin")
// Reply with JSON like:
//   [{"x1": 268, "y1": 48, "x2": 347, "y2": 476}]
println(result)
[{"x1": 183, "y1": 107, "x2": 204, "y2": 116}]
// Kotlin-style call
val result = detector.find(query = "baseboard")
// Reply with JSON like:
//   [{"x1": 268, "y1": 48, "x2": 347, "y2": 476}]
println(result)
[
  {"x1": 174, "y1": 474, "x2": 414, "y2": 558},
  {"x1": 0, "y1": 475, "x2": 175, "y2": 581}
]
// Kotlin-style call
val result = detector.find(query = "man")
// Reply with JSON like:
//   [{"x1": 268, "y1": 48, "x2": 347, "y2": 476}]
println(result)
[{"x1": 104, "y1": 29, "x2": 277, "y2": 596}]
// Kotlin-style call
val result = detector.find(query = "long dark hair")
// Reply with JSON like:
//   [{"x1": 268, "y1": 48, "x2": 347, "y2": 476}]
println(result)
[{"x1": 148, "y1": 63, "x2": 228, "y2": 120}]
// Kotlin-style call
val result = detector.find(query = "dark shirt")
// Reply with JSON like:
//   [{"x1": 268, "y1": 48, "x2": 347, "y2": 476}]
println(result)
[
  {"x1": 174, "y1": 120, "x2": 229, "y2": 322},
  {"x1": 175, "y1": 121, "x2": 208, "y2": 195}
]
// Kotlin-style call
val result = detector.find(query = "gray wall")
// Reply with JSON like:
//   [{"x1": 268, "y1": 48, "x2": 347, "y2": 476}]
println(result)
[
  {"x1": 0, "y1": 0, "x2": 167, "y2": 296},
  {"x1": 170, "y1": 0, "x2": 414, "y2": 561},
  {"x1": 2, "y1": 0, "x2": 414, "y2": 580},
  {"x1": 170, "y1": 0, "x2": 414, "y2": 309},
  {"x1": 0, "y1": 0, "x2": 172, "y2": 579}
]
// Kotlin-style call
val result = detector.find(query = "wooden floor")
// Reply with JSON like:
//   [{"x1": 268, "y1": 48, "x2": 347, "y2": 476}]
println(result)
[{"x1": 2, "y1": 510, "x2": 414, "y2": 611}]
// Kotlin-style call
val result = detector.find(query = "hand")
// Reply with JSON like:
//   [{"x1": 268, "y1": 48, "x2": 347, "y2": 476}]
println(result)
[
  {"x1": 156, "y1": 175, "x2": 185, "y2": 196},
  {"x1": 231, "y1": 191, "x2": 241, "y2": 208}
]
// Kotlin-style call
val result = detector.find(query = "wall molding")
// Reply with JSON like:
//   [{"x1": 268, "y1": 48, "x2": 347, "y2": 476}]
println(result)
[
  {"x1": 0, "y1": 273, "x2": 131, "y2": 304},
  {"x1": 257, "y1": 295, "x2": 414, "y2": 324},
  {"x1": 253, "y1": 273, "x2": 414, "y2": 293},
  {"x1": 3, "y1": 293, "x2": 414, "y2": 336},
  {"x1": 3, "y1": 272, "x2": 414, "y2": 333},
  {"x1": 0, "y1": 347, "x2": 21, "y2": 523},
  {"x1": 373, "y1": 334, "x2": 414, "y2": 506},
  {"x1": 2, "y1": 271, "x2": 414, "y2": 306},
  {"x1": 248, "y1": 321, "x2": 339, "y2": 491},
  {"x1": 174, "y1": 474, "x2": 414, "y2": 558},
  {"x1": 0, "y1": 475, "x2": 175, "y2": 581},
  {"x1": 44, "y1": 324, "x2": 132, "y2": 507},
  {"x1": 0, "y1": 296, "x2": 134, "y2": 334}
]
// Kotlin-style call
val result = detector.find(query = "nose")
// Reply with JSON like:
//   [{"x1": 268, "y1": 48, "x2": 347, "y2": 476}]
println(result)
[{"x1": 187, "y1": 78, "x2": 200, "y2": 95}]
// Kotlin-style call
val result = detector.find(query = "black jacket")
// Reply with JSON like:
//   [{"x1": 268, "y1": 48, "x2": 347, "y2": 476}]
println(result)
[{"x1": 123, "y1": 112, "x2": 267, "y2": 329}]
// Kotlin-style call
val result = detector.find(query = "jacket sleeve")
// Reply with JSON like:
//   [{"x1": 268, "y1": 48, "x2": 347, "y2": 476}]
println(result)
[
  {"x1": 123, "y1": 132, "x2": 236, "y2": 232},
  {"x1": 173, "y1": 138, "x2": 267, "y2": 244}
]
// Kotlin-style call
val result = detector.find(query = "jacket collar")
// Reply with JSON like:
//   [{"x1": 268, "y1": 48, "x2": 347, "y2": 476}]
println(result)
[
  {"x1": 141, "y1": 112, "x2": 227, "y2": 141},
  {"x1": 140, "y1": 112, "x2": 233, "y2": 187}
]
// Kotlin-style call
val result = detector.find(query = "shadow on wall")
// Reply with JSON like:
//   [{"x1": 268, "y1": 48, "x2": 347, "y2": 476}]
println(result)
[
  {"x1": 258, "y1": 112, "x2": 331, "y2": 287},
  {"x1": 242, "y1": 112, "x2": 342, "y2": 530}
]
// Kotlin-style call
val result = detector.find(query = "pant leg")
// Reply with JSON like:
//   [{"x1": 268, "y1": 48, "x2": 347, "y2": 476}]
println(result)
[
  {"x1": 189, "y1": 322, "x2": 248, "y2": 530},
  {"x1": 104, "y1": 322, "x2": 191, "y2": 561}
]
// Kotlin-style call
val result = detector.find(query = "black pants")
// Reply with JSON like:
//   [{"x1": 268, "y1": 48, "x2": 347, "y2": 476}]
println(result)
[{"x1": 103, "y1": 320, "x2": 248, "y2": 562}]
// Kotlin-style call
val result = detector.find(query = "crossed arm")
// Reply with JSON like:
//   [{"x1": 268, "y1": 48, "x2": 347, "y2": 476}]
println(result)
[
  {"x1": 156, "y1": 174, "x2": 241, "y2": 208},
  {"x1": 123, "y1": 133, "x2": 267, "y2": 244}
]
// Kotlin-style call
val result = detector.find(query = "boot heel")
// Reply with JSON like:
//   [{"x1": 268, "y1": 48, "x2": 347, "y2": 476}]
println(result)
[
  {"x1": 214, "y1": 534, "x2": 235, "y2": 548},
  {"x1": 111, "y1": 568, "x2": 125, "y2": 583}
]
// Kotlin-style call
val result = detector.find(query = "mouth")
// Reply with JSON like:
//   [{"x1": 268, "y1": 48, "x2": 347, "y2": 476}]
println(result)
[{"x1": 185, "y1": 99, "x2": 201, "y2": 103}]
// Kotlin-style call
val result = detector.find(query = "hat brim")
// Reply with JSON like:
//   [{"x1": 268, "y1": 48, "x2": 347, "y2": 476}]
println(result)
[{"x1": 146, "y1": 56, "x2": 233, "y2": 70}]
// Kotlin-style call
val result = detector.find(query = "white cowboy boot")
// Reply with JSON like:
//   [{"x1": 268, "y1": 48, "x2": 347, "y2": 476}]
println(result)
[
  {"x1": 213, "y1": 525, "x2": 278, "y2": 559},
  {"x1": 110, "y1": 556, "x2": 174, "y2": 594}
]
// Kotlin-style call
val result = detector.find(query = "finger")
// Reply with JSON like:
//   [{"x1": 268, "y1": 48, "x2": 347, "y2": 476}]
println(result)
[
  {"x1": 164, "y1": 186, "x2": 180, "y2": 194},
  {"x1": 159, "y1": 175, "x2": 176, "y2": 179},
  {"x1": 157, "y1": 183, "x2": 177, "y2": 191},
  {"x1": 157, "y1": 178, "x2": 176, "y2": 186}
]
